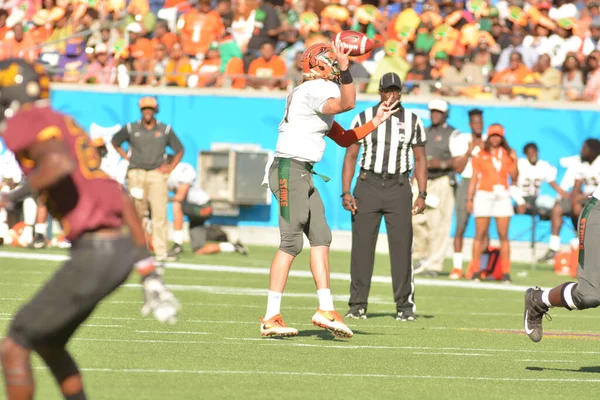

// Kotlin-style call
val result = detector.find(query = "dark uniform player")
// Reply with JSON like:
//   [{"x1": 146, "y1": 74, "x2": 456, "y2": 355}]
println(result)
[{"x1": 0, "y1": 59, "x2": 179, "y2": 400}]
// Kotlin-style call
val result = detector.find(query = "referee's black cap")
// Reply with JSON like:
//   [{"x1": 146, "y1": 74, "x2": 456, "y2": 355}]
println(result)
[{"x1": 379, "y1": 72, "x2": 402, "y2": 91}]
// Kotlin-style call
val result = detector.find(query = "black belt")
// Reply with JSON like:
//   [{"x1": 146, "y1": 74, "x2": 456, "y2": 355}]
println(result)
[{"x1": 360, "y1": 169, "x2": 408, "y2": 180}]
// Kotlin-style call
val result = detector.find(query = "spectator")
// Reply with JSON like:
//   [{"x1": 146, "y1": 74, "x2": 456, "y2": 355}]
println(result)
[
  {"x1": 550, "y1": 0, "x2": 580, "y2": 21},
  {"x1": 366, "y1": 39, "x2": 410, "y2": 94},
  {"x1": 578, "y1": 2, "x2": 600, "y2": 39},
  {"x1": 165, "y1": 41, "x2": 193, "y2": 87},
  {"x1": 581, "y1": 17, "x2": 600, "y2": 57},
  {"x1": 45, "y1": 8, "x2": 73, "y2": 54},
  {"x1": 231, "y1": 0, "x2": 257, "y2": 54},
  {"x1": 223, "y1": 56, "x2": 246, "y2": 88},
  {"x1": 491, "y1": 51, "x2": 532, "y2": 97},
  {"x1": 152, "y1": 19, "x2": 178, "y2": 51},
  {"x1": 277, "y1": 30, "x2": 305, "y2": 70},
  {"x1": 127, "y1": 22, "x2": 153, "y2": 85},
  {"x1": 441, "y1": 54, "x2": 485, "y2": 96},
  {"x1": 349, "y1": 58, "x2": 370, "y2": 93},
  {"x1": 83, "y1": 43, "x2": 116, "y2": 84},
  {"x1": 125, "y1": 0, "x2": 157, "y2": 35},
  {"x1": 0, "y1": 10, "x2": 9, "y2": 41},
  {"x1": 494, "y1": 26, "x2": 539, "y2": 71},
  {"x1": 196, "y1": 43, "x2": 221, "y2": 87},
  {"x1": 177, "y1": 0, "x2": 224, "y2": 59},
  {"x1": 247, "y1": 41, "x2": 286, "y2": 90},
  {"x1": 148, "y1": 42, "x2": 168, "y2": 86},
  {"x1": 91, "y1": 21, "x2": 118, "y2": 51},
  {"x1": 563, "y1": 53, "x2": 584, "y2": 100},
  {"x1": 584, "y1": 50, "x2": 600, "y2": 101},
  {"x1": 0, "y1": 23, "x2": 37, "y2": 61},
  {"x1": 216, "y1": 0, "x2": 233, "y2": 28},
  {"x1": 431, "y1": 51, "x2": 450, "y2": 81},
  {"x1": 244, "y1": 0, "x2": 282, "y2": 70},
  {"x1": 285, "y1": 51, "x2": 303, "y2": 86},
  {"x1": 404, "y1": 50, "x2": 432, "y2": 94},
  {"x1": 522, "y1": 22, "x2": 554, "y2": 59},
  {"x1": 515, "y1": 53, "x2": 561, "y2": 100},
  {"x1": 112, "y1": 97, "x2": 184, "y2": 262},
  {"x1": 548, "y1": 18, "x2": 582, "y2": 68},
  {"x1": 79, "y1": 7, "x2": 100, "y2": 46},
  {"x1": 55, "y1": 37, "x2": 88, "y2": 83},
  {"x1": 466, "y1": 124, "x2": 518, "y2": 283}
]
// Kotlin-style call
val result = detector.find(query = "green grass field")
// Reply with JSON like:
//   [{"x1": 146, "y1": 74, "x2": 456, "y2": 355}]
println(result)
[{"x1": 1, "y1": 245, "x2": 600, "y2": 399}]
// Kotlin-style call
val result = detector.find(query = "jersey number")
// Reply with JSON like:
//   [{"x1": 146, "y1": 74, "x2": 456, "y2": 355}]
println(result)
[
  {"x1": 522, "y1": 178, "x2": 542, "y2": 190},
  {"x1": 64, "y1": 116, "x2": 107, "y2": 179}
]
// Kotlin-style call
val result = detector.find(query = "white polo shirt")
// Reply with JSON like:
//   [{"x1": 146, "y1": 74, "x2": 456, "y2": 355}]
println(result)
[
  {"x1": 449, "y1": 132, "x2": 485, "y2": 179},
  {"x1": 275, "y1": 79, "x2": 341, "y2": 163}
]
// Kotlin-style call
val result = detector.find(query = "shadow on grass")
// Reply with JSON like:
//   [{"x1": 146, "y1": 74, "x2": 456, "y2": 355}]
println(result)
[
  {"x1": 526, "y1": 366, "x2": 600, "y2": 374},
  {"x1": 296, "y1": 329, "x2": 381, "y2": 340},
  {"x1": 366, "y1": 313, "x2": 435, "y2": 320}
]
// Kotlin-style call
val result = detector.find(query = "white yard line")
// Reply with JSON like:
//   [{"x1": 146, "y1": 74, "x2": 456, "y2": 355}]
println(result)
[
  {"x1": 413, "y1": 352, "x2": 491, "y2": 357},
  {"x1": 135, "y1": 330, "x2": 209, "y2": 335},
  {"x1": 29, "y1": 366, "x2": 600, "y2": 383},
  {"x1": 0, "y1": 250, "x2": 534, "y2": 292}
]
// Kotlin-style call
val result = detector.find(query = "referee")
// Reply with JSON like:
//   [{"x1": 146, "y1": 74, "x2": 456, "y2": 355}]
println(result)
[{"x1": 342, "y1": 72, "x2": 428, "y2": 322}]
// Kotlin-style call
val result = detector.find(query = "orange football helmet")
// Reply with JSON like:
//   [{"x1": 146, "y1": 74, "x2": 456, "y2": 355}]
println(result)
[{"x1": 301, "y1": 43, "x2": 340, "y2": 83}]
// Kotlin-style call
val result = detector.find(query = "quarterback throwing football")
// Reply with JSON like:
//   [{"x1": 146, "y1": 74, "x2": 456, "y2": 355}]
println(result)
[{"x1": 260, "y1": 40, "x2": 397, "y2": 338}]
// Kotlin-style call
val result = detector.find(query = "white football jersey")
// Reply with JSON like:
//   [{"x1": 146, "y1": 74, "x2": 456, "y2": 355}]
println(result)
[
  {"x1": 168, "y1": 162, "x2": 210, "y2": 206},
  {"x1": 275, "y1": 79, "x2": 341, "y2": 163},
  {"x1": 516, "y1": 158, "x2": 557, "y2": 197},
  {"x1": 575, "y1": 157, "x2": 600, "y2": 194},
  {"x1": 449, "y1": 133, "x2": 485, "y2": 179},
  {"x1": 100, "y1": 158, "x2": 128, "y2": 185}
]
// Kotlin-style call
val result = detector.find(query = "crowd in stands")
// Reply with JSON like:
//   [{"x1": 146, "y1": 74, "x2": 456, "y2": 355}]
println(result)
[{"x1": 1, "y1": 0, "x2": 600, "y2": 100}]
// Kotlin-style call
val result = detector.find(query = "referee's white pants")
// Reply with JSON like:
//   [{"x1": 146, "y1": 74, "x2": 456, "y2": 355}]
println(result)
[{"x1": 412, "y1": 175, "x2": 455, "y2": 272}]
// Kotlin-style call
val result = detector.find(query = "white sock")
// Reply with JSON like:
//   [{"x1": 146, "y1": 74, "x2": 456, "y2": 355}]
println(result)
[
  {"x1": 265, "y1": 291, "x2": 283, "y2": 320},
  {"x1": 453, "y1": 253, "x2": 463, "y2": 270},
  {"x1": 317, "y1": 288, "x2": 334, "y2": 311},
  {"x1": 0, "y1": 222, "x2": 8, "y2": 240},
  {"x1": 549, "y1": 235, "x2": 561, "y2": 251},
  {"x1": 219, "y1": 242, "x2": 236, "y2": 253},
  {"x1": 21, "y1": 226, "x2": 33, "y2": 244},
  {"x1": 23, "y1": 198, "x2": 37, "y2": 225},
  {"x1": 541, "y1": 289, "x2": 553, "y2": 308},
  {"x1": 173, "y1": 230, "x2": 184, "y2": 245},
  {"x1": 35, "y1": 223, "x2": 47, "y2": 237}
]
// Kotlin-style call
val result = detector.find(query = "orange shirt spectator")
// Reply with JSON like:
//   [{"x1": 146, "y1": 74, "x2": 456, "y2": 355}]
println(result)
[
  {"x1": 0, "y1": 10, "x2": 8, "y2": 40},
  {"x1": 196, "y1": 47, "x2": 221, "y2": 87},
  {"x1": 128, "y1": 23, "x2": 153, "y2": 60},
  {"x1": 152, "y1": 19, "x2": 178, "y2": 50},
  {"x1": 0, "y1": 24, "x2": 37, "y2": 62},
  {"x1": 472, "y1": 145, "x2": 516, "y2": 191},
  {"x1": 491, "y1": 51, "x2": 532, "y2": 97},
  {"x1": 178, "y1": 0, "x2": 225, "y2": 57},
  {"x1": 165, "y1": 42, "x2": 193, "y2": 87},
  {"x1": 248, "y1": 42, "x2": 286, "y2": 89},
  {"x1": 222, "y1": 57, "x2": 246, "y2": 88}
]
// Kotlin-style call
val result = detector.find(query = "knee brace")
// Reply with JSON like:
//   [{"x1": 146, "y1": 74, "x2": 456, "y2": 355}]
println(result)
[
  {"x1": 280, "y1": 233, "x2": 303, "y2": 257},
  {"x1": 563, "y1": 282, "x2": 600, "y2": 311}
]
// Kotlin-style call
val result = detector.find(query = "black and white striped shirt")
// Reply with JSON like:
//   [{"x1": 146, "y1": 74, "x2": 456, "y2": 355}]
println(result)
[{"x1": 350, "y1": 106, "x2": 426, "y2": 174}]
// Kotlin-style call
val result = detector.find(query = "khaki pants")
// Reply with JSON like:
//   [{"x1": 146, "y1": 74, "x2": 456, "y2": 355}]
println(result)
[
  {"x1": 412, "y1": 175, "x2": 455, "y2": 272},
  {"x1": 127, "y1": 169, "x2": 169, "y2": 257}
]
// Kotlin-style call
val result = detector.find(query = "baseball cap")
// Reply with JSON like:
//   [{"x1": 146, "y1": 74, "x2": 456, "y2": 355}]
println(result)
[
  {"x1": 95, "y1": 43, "x2": 108, "y2": 54},
  {"x1": 379, "y1": 72, "x2": 402, "y2": 90},
  {"x1": 139, "y1": 97, "x2": 158, "y2": 109},
  {"x1": 537, "y1": 1, "x2": 552, "y2": 10},
  {"x1": 488, "y1": 123, "x2": 505, "y2": 137},
  {"x1": 428, "y1": 99, "x2": 449, "y2": 113}
]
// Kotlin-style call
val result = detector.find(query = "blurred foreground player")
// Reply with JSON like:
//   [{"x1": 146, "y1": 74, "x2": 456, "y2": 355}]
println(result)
[
  {"x1": 0, "y1": 59, "x2": 179, "y2": 400},
  {"x1": 524, "y1": 184, "x2": 600, "y2": 343},
  {"x1": 260, "y1": 41, "x2": 397, "y2": 338}
]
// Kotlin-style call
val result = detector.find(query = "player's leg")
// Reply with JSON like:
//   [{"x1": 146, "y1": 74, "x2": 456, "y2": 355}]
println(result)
[
  {"x1": 495, "y1": 216, "x2": 512, "y2": 283},
  {"x1": 539, "y1": 199, "x2": 567, "y2": 263},
  {"x1": 424, "y1": 176, "x2": 455, "y2": 276},
  {"x1": 33, "y1": 201, "x2": 47, "y2": 249},
  {"x1": 19, "y1": 197, "x2": 36, "y2": 247},
  {"x1": 260, "y1": 159, "x2": 307, "y2": 337},
  {"x1": 468, "y1": 217, "x2": 491, "y2": 279},
  {"x1": 0, "y1": 337, "x2": 34, "y2": 399},
  {"x1": 525, "y1": 197, "x2": 600, "y2": 342},
  {"x1": 346, "y1": 177, "x2": 382, "y2": 319},
  {"x1": 452, "y1": 178, "x2": 470, "y2": 279},
  {"x1": 170, "y1": 200, "x2": 185, "y2": 255},
  {"x1": 147, "y1": 171, "x2": 169, "y2": 260},
  {"x1": 305, "y1": 184, "x2": 353, "y2": 338}
]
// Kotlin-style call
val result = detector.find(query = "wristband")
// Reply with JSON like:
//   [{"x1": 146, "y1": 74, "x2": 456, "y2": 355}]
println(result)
[
  {"x1": 340, "y1": 69, "x2": 353, "y2": 85},
  {"x1": 418, "y1": 192, "x2": 427, "y2": 199},
  {"x1": 341, "y1": 191, "x2": 351, "y2": 198},
  {"x1": 135, "y1": 256, "x2": 156, "y2": 277}
]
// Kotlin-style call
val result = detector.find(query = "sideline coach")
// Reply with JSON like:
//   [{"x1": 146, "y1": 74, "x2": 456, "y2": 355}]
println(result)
[
  {"x1": 341, "y1": 72, "x2": 428, "y2": 322},
  {"x1": 112, "y1": 97, "x2": 184, "y2": 261}
]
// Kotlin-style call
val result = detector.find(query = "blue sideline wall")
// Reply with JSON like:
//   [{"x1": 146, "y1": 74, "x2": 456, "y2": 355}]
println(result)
[{"x1": 44, "y1": 89, "x2": 600, "y2": 243}]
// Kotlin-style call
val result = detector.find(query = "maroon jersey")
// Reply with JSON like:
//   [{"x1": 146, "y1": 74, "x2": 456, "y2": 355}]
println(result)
[{"x1": 2, "y1": 106, "x2": 124, "y2": 241}]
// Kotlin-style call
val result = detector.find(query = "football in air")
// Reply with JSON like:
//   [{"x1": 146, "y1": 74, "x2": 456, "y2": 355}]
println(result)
[{"x1": 332, "y1": 30, "x2": 374, "y2": 56}]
